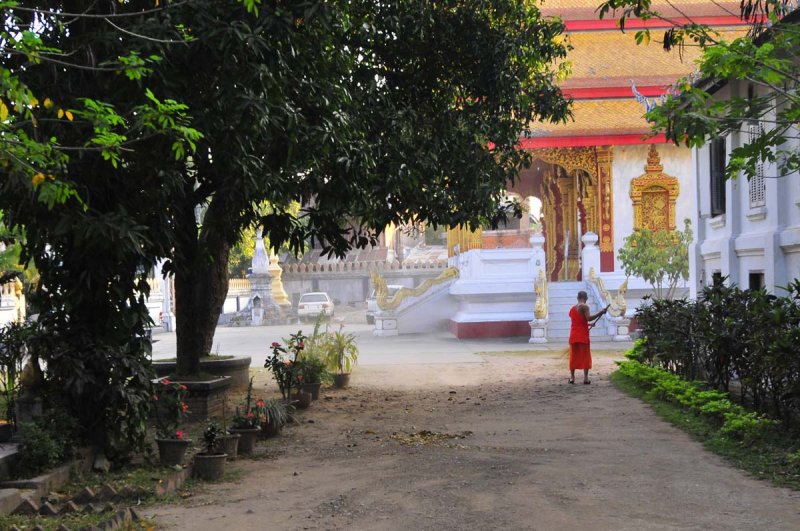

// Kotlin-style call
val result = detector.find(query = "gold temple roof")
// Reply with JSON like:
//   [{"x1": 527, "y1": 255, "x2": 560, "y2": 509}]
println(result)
[
  {"x1": 526, "y1": 1, "x2": 747, "y2": 141},
  {"x1": 540, "y1": 0, "x2": 742, "y2": 21},
  {"x1": 559, "y1": 28, "x2": 748, "y2": 89},
  {"x1": 528, "y1": 99, "x2": 653, "y2": 137}
]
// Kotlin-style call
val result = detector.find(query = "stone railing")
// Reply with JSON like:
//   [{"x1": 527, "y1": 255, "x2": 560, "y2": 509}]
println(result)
[
  {"x1": 228, "y1": 278, "x2": 251, "y2": 294},
  {"x1": 282, "y1": 259, "x2": 447, "y2": 275}
]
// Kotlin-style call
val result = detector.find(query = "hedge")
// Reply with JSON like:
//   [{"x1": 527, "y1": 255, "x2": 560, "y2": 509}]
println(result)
[{"x1": 635, "y1": 280, "x2": 800, "y2": 430}]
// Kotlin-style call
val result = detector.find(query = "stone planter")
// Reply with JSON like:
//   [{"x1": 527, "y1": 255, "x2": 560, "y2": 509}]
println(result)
[
  {"x1": 333, "y1": 373, "x2": 351, "y2": 389},
  {"x1": 152, "y1": 356, "x2": 252, "y2": 390},
  {"x1": 302, "y1": 382, "x2": 322, "y2": 400},
  {"x1": 214, "y1": 433, "x2": 240, "y2": 461},
  {"x1": 156, "y1": 438, "x2": 191, "y2": 467},
  {"x1": 152, "y1": 376, "x2": 231, "y2": 422},
  {"x1": 193, "y1": 453, "x2": 227, "y2": 481},
  {"x1": 227, "y1": 427, "x2": 259, "y2": 455}
]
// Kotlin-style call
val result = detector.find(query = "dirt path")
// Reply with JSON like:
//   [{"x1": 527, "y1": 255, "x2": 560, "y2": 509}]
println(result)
[{"x1": 146, "y1": 351, "x2": 800, "y2": 530}]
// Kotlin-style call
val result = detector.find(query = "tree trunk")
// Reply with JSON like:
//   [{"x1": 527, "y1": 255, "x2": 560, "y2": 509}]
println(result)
[{"x1": 174, "y1": 197, "x2": 234, "y2": 376}]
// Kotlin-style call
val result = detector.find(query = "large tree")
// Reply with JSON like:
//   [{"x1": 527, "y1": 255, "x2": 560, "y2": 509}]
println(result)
[
  {"x1": 149, "y1": 0, "x2": 572, "y2": 375},
  {"x1": 4, "y1": 0, "x2": 572, "y2": 390},
  {"x1": 0, "y1": 0, "x2": 200, "y2": 453}
]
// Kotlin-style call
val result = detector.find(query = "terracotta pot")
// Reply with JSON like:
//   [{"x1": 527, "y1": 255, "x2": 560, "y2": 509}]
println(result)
[
  {"x1": 156, "y1": 437, "x2": 191, "y2": 467},
  {"x1": 227, "y1": 427, "x2": 259, "y2": 454},
  {"x1": 333, "y1": 373, "x2": 351, "y2": 389},
  {"x1": 193, "y1": 452, "x2": 227, "y2": 481},
  {"x1": 214, "y1": 433, "x2": 240, "y2": 461},
  {"x1": 302, "y1": 382, "x2": 322, "y2": 400}
]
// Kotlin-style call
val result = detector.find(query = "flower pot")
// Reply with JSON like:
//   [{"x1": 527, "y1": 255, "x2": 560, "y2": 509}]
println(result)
[
  {"x1": 214, "y1": 433, "x2": 240, "y2": 461},
  {"x1": 302, "y1": 382, "x2": 322, "y2": 400},
  {"x1": 0, "y1": 422, "x2": 13, "y2": 443},
  {"x1": 227, "y1": 427, "x2": 259, "y2": 454},
  {"x1": 193, "y1": 452, "x2": 227, "y2": 481},
  {"x1": 156, "y1": 438, "x2": 191, "y2": 467},
  {"x1": 293, "y1": 390, "x2": 312, "y2": 410},
  {"x1": 261, "y1": 419, "x2": 282, "y2": 438},
  {"x1": 333, "y1": 373, "x2": 351, "y2": 389}
]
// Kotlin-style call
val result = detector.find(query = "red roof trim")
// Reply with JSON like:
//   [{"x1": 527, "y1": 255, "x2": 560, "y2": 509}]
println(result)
[
  {"x1": 564, "y1": 16, "x2": 749, "y2": 31},
  {"x1": 563, "y1": 85, "x2": 666, "y2": 99},
  {"x1": 518, "y1": 133, "x2": 667, "y2": 149}
]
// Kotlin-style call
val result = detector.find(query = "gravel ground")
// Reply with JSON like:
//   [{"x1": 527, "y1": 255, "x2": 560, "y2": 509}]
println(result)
[{"x1": 146, "y1": 349, "x2": 800, "y2": 530}]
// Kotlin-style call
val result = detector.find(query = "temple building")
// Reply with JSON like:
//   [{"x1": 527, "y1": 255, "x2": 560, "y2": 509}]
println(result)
[{"x1": 373, "y1": 0, "x2": 752, "y2": 339}]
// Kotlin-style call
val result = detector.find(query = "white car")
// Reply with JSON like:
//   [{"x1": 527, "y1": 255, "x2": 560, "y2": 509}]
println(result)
[
  {"x1": 297, "y1": 292, "x2": 334, "y2": 322},
  {"x1": 365, "y1": 285, "x2": 404, "y2": 324}
]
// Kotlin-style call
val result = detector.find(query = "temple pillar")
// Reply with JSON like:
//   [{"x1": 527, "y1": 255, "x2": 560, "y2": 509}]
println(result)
[
  {"x1": 596, "y1": 146, "x2": 615, "y2": 272},
  {"x1": 581, "y1": 232, "x2": 601, "y2": 281}
]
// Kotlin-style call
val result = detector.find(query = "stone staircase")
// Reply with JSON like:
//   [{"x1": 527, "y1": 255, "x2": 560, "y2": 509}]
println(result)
[{"x1": 546, "y1": 281, "x2": 613, "y2": 342}]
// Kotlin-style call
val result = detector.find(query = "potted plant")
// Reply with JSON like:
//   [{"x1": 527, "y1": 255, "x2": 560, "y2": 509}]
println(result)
[
  {"x1": 227, "y1": 377, "x2": 262, "y2": 454},
  {"x1": 152, "y1": 378, "x2": 191, "y2": 466},
  {"x1": 216, "y1": 395, "x2": 241, "y2": 461},
  {"x1": 0, "y1": 322, "x2": 31, "y2": 441},
  {"x1": 295, "y1": 353, "x2": 330, "y2": 400},
  {"x1": 261, "y1": 399, "x2": 291, "y2": 438},
  {"x1": 193, "y1": 420, "x2": 227, "y2": 481},
  {"x1": 266, "y1": 332, "x2": 307, "y2": 403},
  {"x1": 323, "y1": 327, "x2": 359, "y2": 389}
]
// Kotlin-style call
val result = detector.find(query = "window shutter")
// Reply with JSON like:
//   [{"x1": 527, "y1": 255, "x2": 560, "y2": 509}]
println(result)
[
  {"x1": 710, "y1": 137, "x2": 727, "y2": 216},
  {"x1": 748, "y1": 123, "x2": 766, "y2": 208}
]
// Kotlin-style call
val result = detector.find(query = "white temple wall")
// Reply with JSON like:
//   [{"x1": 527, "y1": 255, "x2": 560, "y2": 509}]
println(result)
[{"x1": 611, "y1": 143, "x2": 695, "y2": 274}]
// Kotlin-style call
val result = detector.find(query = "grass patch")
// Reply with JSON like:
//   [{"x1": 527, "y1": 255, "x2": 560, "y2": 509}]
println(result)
[
  {"x1": 611, "y1": 370, "x2": 800, "y2": 490},
  {"x1": 0, "y1": 512, "x2": 150, "y2": 531}
]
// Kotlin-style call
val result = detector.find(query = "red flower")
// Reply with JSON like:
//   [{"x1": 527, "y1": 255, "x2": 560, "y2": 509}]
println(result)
[
  {"x1": 247, "y1": 411, "x2": 254, "y2": 418},
  {"x1": 175, "y1": 430, "x2": 184, "y2": 440},
  {"x1": 152, "y1": 394, "x2": 159, "y2": 401},
  {"x1": 162, "y1": 378, "x2": 172, "y2": 385},
  {"x1": 256, "y1": 400, "x2": 265, "y2": 408},
  {"x1": 181, "y1": 403, "x2": 189, "y2": 413},
  {"x1": 271, "y1": 342, "x2": 281, "y2": 348},
  {"x1": 298, "y1": 341, "x2": 305, "y2": 350},
  {"x1": 179, "y1": 384, "x2": 187, "y2": 391}
]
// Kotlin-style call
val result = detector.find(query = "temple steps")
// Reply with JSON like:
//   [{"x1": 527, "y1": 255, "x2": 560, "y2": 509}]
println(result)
[{"x1": 546, "y1": 281, "x2": 613, "y2": 341}]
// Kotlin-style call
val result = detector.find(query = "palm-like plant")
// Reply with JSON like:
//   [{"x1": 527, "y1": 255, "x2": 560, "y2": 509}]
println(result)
[{"x1": 324, "y1": 328, "x2": 358, "y2": 374}]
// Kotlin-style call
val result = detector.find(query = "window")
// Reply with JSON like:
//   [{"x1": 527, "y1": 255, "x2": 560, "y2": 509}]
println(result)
[
  {"x1": 748, "y1": 123, "x2": 766, "y2": 208},
  {"x1": 710, "y1": 137, "x2": 727, "y2": 217},
  {"x1": 748, "y1": 272, "x2": 765, "y2": 291}
]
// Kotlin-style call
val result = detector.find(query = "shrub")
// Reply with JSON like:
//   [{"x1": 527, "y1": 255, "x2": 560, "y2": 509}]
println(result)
[
  {"x1": 14, "y1": 408, "x2": 81, "y2": 478},
  {"x1": 617, "y1": 359, "x2": 777, "y2": 443},
  {"x1": 635, "y1": 279, "x2": 800, "y2": 429}
]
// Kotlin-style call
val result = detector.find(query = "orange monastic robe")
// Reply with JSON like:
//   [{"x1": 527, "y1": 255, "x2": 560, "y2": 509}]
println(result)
[{"x1": 568, "y1": 305, "x2": 592, "y2": 370}]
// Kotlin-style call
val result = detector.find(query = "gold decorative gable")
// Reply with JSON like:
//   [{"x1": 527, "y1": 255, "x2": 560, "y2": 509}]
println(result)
[
  {"x1": 531, "y1": 147, "x2": 597, "y2": 179},
  {"x1": 630, "y1": 146, "x2": 679, "y2": 232}
]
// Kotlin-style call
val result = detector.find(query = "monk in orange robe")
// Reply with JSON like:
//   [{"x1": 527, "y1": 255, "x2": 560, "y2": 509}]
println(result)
[{"x1": 568, "y1": 291, "x2": 608, "y2": 385}]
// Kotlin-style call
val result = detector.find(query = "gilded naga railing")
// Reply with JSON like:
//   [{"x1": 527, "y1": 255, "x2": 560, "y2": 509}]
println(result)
[
  {"x1": 372, "y1": 268, "x2": 459, "y2": 311},
  {"x1": 533, "y1": 269, "x2": 548, "y2": 319},
  {"x1": 587, "y1": 267, "x2": 627, "y2": 317},
  {"x1": 446, "y1": 225, "x2": 482, "y2": 257}
]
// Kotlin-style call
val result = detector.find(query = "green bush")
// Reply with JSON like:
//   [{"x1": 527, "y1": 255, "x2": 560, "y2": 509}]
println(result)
[
  {"x1": 635, "y1": 279, "x2": 800, "y2": 428},
  {"x1": 617, "y1": 359, "x2": 776, "y2": 443},
  {"x1": 13, "y1": 408, "x2": 81, "y2": 478}
]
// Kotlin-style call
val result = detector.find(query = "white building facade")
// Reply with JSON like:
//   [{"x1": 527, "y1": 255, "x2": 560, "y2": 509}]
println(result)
[{"x1": 690, "y1": 79, "x2": 800, "y2": 297}]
